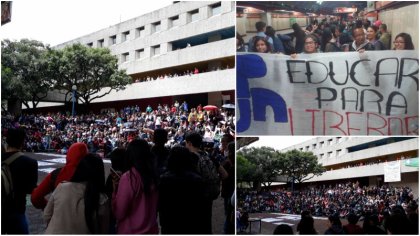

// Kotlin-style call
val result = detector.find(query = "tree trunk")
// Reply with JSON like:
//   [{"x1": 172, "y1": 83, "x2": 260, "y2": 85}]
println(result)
[{"x1": 7, "y1": 99, "x2": 22, "y2": 116}]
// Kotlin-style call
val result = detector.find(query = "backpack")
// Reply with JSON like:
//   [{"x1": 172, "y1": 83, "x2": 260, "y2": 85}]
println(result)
[
  {"x1": 196, "y1": 151, "x2": 220, "y2": 200},
  {"x1": 1, "y1": 152, "x2": 23, "y2": 199}
]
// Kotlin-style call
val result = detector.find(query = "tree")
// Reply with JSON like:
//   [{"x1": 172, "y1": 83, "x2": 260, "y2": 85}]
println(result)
[
  {"x1": 1, "y1": 39, "x2": 51, "y2": 113},
  {"x1": 49, "y1": 43, "x2": 131, "y2": 110},
  {"x1": 282, "y1": 149, "x2": 325, "y2": 186},
  {"x1": 239, "y1": 146, "x2": 283, "y2": 188},
  {"x1": 237, "y1": 152, "x2": 256, "y2": 188}
]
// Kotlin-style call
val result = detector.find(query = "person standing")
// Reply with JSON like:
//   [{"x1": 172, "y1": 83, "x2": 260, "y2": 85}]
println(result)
[
  {"x1": 112, "y1": 139, "x2": 159, "y2": 234},
  {"x1": 1, "y1": 128, "x2": 38, "y2": 234},
  {"x1": 378, "y1": 24, "x2": 391, "y2": 49},
  {"x1": 159, "y1": 146, "x2": 207, "y2": 234},
  {"x1": 44, "y1": 154, "x2": 110, "y2": 234},
  {"x1": 248, "y1": 21, "x2": 274, "y2": 52},
  {"x1": 31, "y1": 142, "x2": 88, "y2": 209},
  {"x1": 349, "y1": 27, "x2": 375, "y2": 52}
]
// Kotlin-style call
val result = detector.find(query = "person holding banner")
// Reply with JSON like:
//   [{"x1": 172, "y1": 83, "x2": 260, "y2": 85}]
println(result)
[
  {"x1": 349, "y1": 27, "x2": 375, "y2": 52},
  {"x1": 290, "y1": 34, "x2": 319, "y2": 58},
  {"x1": 253, "y1": 37, "x2": 273, "y2": 54},
  {"x1": 393, "y1": 33, "x2": 415, "y2": 50}
]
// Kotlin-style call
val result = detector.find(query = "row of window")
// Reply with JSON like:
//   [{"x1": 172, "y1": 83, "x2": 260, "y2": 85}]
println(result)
[
  {"x1": 298, "y1": 137, "x2": 346, "y2": 152},
  {"x1": 120, "y1": 46, "x2": 160, "y2": 62},
  {"x1": 319, "y1": 149, "x2": 345, "y2": 159},
  {"x1": 86, "y1": 2, "x2": 222, "y2": 48}
]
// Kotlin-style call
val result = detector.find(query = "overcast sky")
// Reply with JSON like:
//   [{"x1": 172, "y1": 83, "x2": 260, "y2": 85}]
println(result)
[
  {"x1": 248, "y1": 136, "x2": 315, "y2": 150},
  {"x1": 1, "y1": 0, "x2": 173, "y2": 46}
]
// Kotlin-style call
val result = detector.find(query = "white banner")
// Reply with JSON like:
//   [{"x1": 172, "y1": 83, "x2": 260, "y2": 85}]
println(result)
[
  {"x1": 237, "y1": 51, "x2": 419, "y2": 135},
  {"x1": 384, "y1": 160, "x2": 401, "y2": 182}
]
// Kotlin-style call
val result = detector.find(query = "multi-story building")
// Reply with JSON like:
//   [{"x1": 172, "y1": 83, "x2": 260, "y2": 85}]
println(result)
[
  {"x1": 282, "y1": 137, "x2": 419, "y2": 196},
  {"x1": 41, "y1": 1, "x2": 235, "y2": 112}
]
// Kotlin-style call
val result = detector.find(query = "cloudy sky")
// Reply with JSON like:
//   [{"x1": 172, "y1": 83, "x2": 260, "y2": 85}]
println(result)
[
  {"x1": 1, "y1": 0, "x2": 173, "y2": 46},
  {"x1": 248, "y1": 136, "x2": 315, "y2": 150}
]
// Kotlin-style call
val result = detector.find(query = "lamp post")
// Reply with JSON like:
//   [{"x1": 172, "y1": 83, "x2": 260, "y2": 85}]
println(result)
[{"x1": 72, "y1": 85, "x2": 77, "y2": 117}]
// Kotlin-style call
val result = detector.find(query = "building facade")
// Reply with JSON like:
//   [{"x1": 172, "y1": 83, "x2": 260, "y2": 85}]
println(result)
[
  {"x1": 41, "y1": 1, "x2": 235, "y2": 112},
  {"x1": 282, "y1": 137, "x2": 419, "y2": 196}
]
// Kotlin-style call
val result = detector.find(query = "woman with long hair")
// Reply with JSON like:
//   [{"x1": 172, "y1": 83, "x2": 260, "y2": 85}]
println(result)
[
  {"x1": 366, "y1": 25, "x2": 385, "y2": 50},
  {"x1": 252, "y1": 36, "x2": 272, "y2": 53},
  {"x1": 112, "y1": 139, "x2": 159, "y2": 234},
  {"x1": 321, "y1": 27, "x2": 341, "y2": 52},
  {"x1": 393, "y1": 32, "x2": 415, "y2": 50},
  {"x1": 44, "y1": 153, "x2": 109, "y2": 234}
]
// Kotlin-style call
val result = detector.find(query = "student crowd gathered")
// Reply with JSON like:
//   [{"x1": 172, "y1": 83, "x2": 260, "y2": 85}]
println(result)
[{"x1": 1, "y1": 101, "x2": 235, "y2": 234}]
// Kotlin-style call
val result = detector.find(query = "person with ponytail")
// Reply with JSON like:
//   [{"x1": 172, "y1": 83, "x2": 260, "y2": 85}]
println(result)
[
  {"x1": 112, "y1": 139, "x2": 159, "y2": 234},
  {"x1": 44, "y1": 153, "x2": 110, "y2": 234}
]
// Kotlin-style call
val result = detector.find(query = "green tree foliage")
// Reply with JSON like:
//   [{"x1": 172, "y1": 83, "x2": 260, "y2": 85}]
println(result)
[
  {"x1": 1, "y1": 39, "x2": 51, "y2": 112},
  {"x1": 48, "y1": 43, "x2": 131, "y2": 108},
  {"x1": 237, "y1": 147, "x2": 325, "y2": 190},
  {"x1": 237, "y1": 152, "x2": 255, "y2": 188},
  {"x1": 282, "y1": 149, "x2": 325, "y2": 184},
  {"x1": 238, "y1": 146, "x2": 283, "y2": 188}
]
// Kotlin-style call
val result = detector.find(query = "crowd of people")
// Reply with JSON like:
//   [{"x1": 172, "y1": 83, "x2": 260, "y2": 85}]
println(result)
[
  {"x1": 238, "y1": 181, "x2": 417, "y2": 216},
  {"x1": 237, "y1": 181, "x2": 418, "y2": 234},
  {"x1": 133, "y1": 65, "x2": 231, "y2": 83},
  {"x1": 267, "y1": 207, "x2": 418, "y2": 235},
  {"x1": 1, "y1": 101, "x2": 235, "y2": 157},
  {"x1": 2, "y1": 126, "x2": 235, "y2": 234},
  {"x1": 1, "y1": 100, "x2": 236, "y2": 234},
  {"x1": 237, "y1": 18, "x2": 415, "y2": 55}
]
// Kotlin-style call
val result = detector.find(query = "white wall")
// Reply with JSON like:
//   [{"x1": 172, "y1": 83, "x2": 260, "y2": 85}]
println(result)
[{"x1": 379, "y1": 3, "x2": 419, "y2": 49}]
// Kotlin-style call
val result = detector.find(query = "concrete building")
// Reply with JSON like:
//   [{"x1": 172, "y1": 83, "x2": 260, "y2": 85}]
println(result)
[
  {"x1": 282, "y1": 137, "x2": 419, "y2": 196},
  {"x1": 39, "y1": 1, "x2": 235, "y2": 112}
]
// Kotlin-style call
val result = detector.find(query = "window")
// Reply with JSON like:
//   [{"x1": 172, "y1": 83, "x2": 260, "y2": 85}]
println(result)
[
  {"x1": 320, "y1": 153, "x2": 324, "y2": 159},
  {"x1": 97, "y1": 39, "x2": 104, "y2": 48},
  {"x1": 327, "y1": 151, "x2": 333, "y2": 157},
  {"x1": 152, "y1": 45, "x2": 160, "y2": 55},
  {"x1": 169, "y1": 15, "x2": 179, "y2": 28},
  {"x1": 305, "y1": 146, "x2": 309, "y2": 151},
  {"x1": 135, "y1": 49, "x2": 144, "y2": 59},
  {"x1": 87, "y1": 42, "x2": 93, "y2": 47},
  {"x1": 121, "y1": 52, "x2": 129, "y2": 62},
  {"x1": 336, "y1": 149, "x2": 342, "y2": 156},
  {"x1": 211, "y1": 2, "x2": 222, "y2": 16},
  {"x1": 122, "y1": 31, "x2": 130, "y2": 42},
  {"x1": 328, "y1": 139, "x2": 333, "y2": 145},
  {"x1": 188, "y1": 9, "x2": 199, "y2": 22},
  {"x1": 312, "y1": 144, "x2": 317, "y2": 149},
  {"x1": 136, "y1": 26, "x2": 145, "y2": 38},
  {"x1": 109, "y1": 35, "x2": 117, "y2": 45},
  {"x1": 320, "y1": 141, "x2": 324, "y2": 147},
  {"x1": 152, "y1": 22, "x2": 161, "y2": 33}
]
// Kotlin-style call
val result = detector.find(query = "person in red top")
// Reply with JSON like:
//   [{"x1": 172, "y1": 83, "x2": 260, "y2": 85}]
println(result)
[
  {"x1": 31, "y1": 142, "x2": 88, "y2": 209},
  {"x1": 194, "y1": 67, "x2": 199, "y2": 74}
]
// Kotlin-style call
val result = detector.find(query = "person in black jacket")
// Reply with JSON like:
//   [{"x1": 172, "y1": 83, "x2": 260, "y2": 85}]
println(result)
[
  {"x1": 159, "y1": 145, "x2": 207, "y2": 234},
  {"x1": 1, "y1": 128, "x2": 38, "y2": 234},
  {"x1": 349, "y1": 27, "x2": 375, "y2": 52}
]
